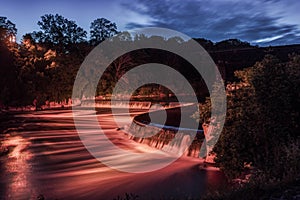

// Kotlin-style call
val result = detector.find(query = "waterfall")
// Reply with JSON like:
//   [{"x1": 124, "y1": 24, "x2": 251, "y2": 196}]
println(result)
[
  {"x1": 126, "y1": 120, "x2": 204, "y2": 158},
  {"x1": 81, "y1": 100, "x2": 152, "y2": 109}
]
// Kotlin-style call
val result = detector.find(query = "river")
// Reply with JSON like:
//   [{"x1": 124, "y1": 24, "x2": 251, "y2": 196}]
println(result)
[{"x1": 0, "y1": 108, "x2": 227, "y2": 199}]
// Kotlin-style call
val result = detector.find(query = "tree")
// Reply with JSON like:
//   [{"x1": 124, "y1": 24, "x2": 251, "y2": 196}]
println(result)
[
  {"x1": 0, "y1": 16, "x2": 17, "y2": 43},
  {"x1": 32, "y1": 14, "x2": 87, "y2": 49},
  {"x1": 248, "y1": 55, "x2": 300, "y2": 178},
  {"x1": 194, "y1": 55, "x2": 300, "y2": 179},
  {"x1": 0, "y1": 17, "x2": 25, "y2": 106},
  {"x1": 90, "y1": 18, "x2": 119, "y2": 45},
  {"x1": 21, "y1": 14, "x2": 92, "y2": 105}
]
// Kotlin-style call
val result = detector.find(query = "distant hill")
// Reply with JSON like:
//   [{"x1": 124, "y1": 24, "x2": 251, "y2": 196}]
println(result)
[{"x1": 205, "y1": 43, "x2": 300, "y2": 82}]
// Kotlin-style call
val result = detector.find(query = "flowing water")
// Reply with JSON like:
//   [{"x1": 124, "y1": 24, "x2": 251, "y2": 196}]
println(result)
[{"x1": 0, "y1": 108, "x2": 227, "y2": 200}]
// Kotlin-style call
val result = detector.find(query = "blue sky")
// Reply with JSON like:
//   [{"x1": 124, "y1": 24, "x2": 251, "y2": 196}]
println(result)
[{"x1": 1, "y1": 0, "x2": 299, "y2": 46}]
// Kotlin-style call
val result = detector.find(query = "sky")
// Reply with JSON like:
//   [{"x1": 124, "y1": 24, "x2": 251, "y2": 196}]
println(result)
[{"x1": 1, "y1": 0, "x2": 299, "y2": 46}]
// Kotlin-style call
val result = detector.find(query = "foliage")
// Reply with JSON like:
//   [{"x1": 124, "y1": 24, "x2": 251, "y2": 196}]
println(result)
[
  {"x1": 0, "y1": 13, "x2": 299, "y2": 118},
  {"x1": 194, "y1": 54, "x2": 300, "y2": 179},
  {"x1": 0, "y1": 16, "x2": 17, "y2": 43},
  {"x1": 32, "y1": 14, "x2": 87, "y2": 51},
  {"x1": 21, "y1": 15, "x2": 92, "y2": 106},
  {"x1": 113, "y1": 193, "x2": 139, "y2": 200},
  {"x1": 247, "y1": 54, "x2": 300, "y2": 178},
  {"x1": 0, "y1": 18, "x2": 23, "y2": 106},
  {"x1": 90, "y1": 18, "x2": 119, "y2": 45}
]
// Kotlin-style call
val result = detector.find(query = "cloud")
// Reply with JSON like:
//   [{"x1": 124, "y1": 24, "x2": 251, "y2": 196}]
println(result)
[
  {"x1": 123, "y1": 0, "x2": 300, "y2": 45},
  {"x1": 256, "y1": 34, "x2": 300, "y2": 46}
]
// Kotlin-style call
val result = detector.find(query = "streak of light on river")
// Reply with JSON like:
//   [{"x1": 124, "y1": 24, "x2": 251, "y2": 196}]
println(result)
[{"x1": 0, "y1": 108, "x2": 226, "y2": 199}]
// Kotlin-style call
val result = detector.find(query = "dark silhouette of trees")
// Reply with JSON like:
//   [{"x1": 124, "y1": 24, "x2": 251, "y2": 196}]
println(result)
[
  {"x1": 1, "y1": 13, "x2": 300, "y2": 110},
  {"x1": 32, "y1": 14, "x2": 87, "y2": 51},
  {"x1": 214, "y1": 39, "x2": 251, "y2": 50},
  {"x1": 90, "y1": 18, "x2": 119, "y2": 45},
  {"x1": 0, "y1": 17, "x2": 23, "y2": 107},
  {"x1": 194, "y1": 38, "x2": 214, "y2": 50}
]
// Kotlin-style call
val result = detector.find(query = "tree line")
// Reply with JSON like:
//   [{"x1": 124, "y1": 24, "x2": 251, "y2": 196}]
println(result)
[
  {"x1": 1, "y1": 14, "x2": 299, "y2": 109},
  {"x1": 1, "y1": 14, "x2": 250, "y2": 108},
  {"x1": 0, "y1": 14, "x2": 119, "y2": 108}
]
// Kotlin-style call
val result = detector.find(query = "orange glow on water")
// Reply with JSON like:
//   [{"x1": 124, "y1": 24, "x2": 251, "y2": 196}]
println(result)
[
  {"x1": 2, "y1": 136, "x2": 37, "y2": 199},
  {"x1": 0, "y1": 110, "x2": 227, "y2": 199}
]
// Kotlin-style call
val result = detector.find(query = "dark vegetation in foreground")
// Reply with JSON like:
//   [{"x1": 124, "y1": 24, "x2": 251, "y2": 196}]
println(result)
[{"x1": 193, "y1": 54, "x2": 300, "y2": 199}]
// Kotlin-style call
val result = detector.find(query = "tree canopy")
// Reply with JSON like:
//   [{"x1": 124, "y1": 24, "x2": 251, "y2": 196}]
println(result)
[
  {"x1": 32, "y1": 14, "x2": 87, "y2": 47},
  {"x1": 90, "y1": 18, "x2": 119, "y2": 45},
  {"x1": 0, "y1": 16, "x2": 17, "y2": 43},
  {"x1": 194, "y1": 54, "x2": 300, "y2": 179}
]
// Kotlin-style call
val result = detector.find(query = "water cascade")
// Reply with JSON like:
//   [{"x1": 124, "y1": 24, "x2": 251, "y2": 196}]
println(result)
[
  {"x1": 81, "y1": 100, "x2": 152, "y2": 109},
  {"x1": 126, "y1": 119, "x2": 204, "y2": 158}
]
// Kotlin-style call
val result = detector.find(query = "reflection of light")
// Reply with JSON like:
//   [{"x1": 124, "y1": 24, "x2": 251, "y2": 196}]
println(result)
[{"x1": 2, "y1": 135, "x2": 35, "y2": 199}]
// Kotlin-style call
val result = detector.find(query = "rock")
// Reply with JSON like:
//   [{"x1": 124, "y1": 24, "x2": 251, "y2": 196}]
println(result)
[{"x1": 37, "y1": 194, "x2": 45, "y2": 200}]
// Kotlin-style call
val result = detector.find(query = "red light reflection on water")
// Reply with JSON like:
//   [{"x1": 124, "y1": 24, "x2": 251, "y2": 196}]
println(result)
[
  {"x1": 0, "y1": 110, "x2": 227, "y2": 199},
  {"x1": 1, "y1": 135, "x2": 38, "y2": 199}
]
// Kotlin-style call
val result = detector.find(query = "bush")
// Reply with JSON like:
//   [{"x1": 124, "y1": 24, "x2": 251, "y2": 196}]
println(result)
[{"x1": 194, "y1": 54, "x2": 300, "y2": 180}]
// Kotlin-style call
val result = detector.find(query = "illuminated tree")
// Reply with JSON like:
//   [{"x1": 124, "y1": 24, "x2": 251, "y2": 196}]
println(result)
[
  {"x1": 194, "y1": 55, "x2": 300, "y2": 179},
  {"x1": 0, "y1": 16, "x2": 17, "y2": 44}
]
